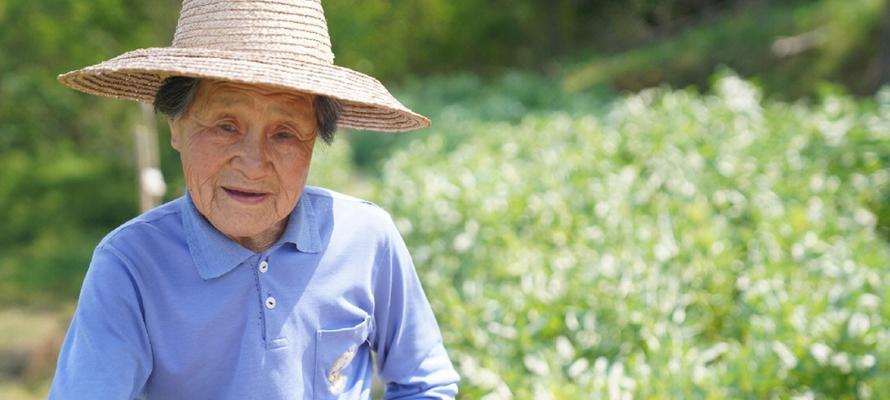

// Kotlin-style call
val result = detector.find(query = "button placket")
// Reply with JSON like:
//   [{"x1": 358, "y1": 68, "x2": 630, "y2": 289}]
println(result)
[
  {"x1": 259, "y1": 260, "x2": 274, "y2": 311},
  {"x1": 256, "y1": 256, "x2": 288, "y2": 349},
  {"x1": 253, "y1": 255, "x2": 276, "y2": 347}
]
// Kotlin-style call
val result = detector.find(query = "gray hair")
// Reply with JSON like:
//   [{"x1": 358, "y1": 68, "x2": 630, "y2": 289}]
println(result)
[{"x1": 153, "y1": 76, "x2": 341, "y2": 144}]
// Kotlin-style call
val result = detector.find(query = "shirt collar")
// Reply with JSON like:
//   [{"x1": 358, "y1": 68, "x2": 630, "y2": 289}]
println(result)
[{"x1": 181, "y1": 191, "x2": 321, "y2": 280}]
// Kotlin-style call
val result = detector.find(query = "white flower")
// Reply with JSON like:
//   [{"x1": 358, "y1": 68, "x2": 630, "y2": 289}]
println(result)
[
  {"x1": 810, "y1": 343, "x2": 832, "y2": 365},
  {"x1": 772, "y1": 341, "x2": 798, "y2": 369},
  {"x1": 831, "y1": 352, "x2": 852, "y2": 374},
  {"x1": 555, "y1": 336, "x2": 575, "y2": 360},
  {"x1": 568, "y1": 358, "x2": 589, "y2": 379},
  {"x1": 859, "y1": 354, "x2": 876, "y2": 370},
  {"x1": 523, "y1": 354, "x2": 550, "y2": 376},
  {"x1": 847, "y1": 313, "x2": 870, "y2": 337},
  {"x1": 699, "y1": 342, "x2": 729, "y2": 364},
  {"x1": 859, "y1": 294, "x2": 880, "y2": 309}
]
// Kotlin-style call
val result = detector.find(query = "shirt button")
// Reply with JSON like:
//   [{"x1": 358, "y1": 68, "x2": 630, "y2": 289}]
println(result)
[
  {"x1": 265, "y1": 296, "x2": 276, "y2": 310},
  {"x1": 258, "y1": 260, "x2": 269, "y2": 273}
]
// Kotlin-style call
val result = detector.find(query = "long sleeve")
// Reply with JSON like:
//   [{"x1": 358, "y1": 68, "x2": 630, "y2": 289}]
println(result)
[
  {"x1": 371, "y1": 218, "x2": 460, "y2": 399},
  {"x1": 49, "y1": 245, "x2": 153, "y2": 400}
]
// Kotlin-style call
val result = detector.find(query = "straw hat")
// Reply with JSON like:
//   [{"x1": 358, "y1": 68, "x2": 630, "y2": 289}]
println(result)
[{"x1": 58, "y1": 0, "x2": 429, "y2": 132}]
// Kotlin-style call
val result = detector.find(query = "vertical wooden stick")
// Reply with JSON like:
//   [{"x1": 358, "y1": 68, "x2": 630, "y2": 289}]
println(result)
[{"x1": 134, "y1": 103, "x2": 166, "y2": 212}]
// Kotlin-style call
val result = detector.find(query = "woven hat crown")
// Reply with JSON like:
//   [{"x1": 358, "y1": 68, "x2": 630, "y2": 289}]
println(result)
[{"x1": 172, "y1": 0, "x2": 335, "y2": 64}]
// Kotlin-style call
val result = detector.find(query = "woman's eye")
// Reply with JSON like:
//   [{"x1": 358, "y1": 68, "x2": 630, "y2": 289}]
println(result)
[
  {"x1": 218, "y1": 123, "x2": 238, "y2": 133},
  {"x1": 274, "y1": 131, "x2": 295, "y2": 140}
]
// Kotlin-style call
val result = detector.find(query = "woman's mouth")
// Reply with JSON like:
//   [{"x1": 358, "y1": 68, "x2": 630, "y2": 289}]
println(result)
[{"x1": 223, "y1": 187, "x2": 270, "y2": 205}]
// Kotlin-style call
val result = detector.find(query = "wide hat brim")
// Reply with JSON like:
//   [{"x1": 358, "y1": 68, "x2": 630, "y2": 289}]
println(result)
[{"x1": 58, "y1": 47, "x2": 430, "y2": 132}]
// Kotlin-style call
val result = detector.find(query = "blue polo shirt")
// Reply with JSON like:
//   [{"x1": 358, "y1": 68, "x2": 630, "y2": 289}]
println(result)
[{"x1": 49, "y1": 186, "x2": 459, "y2": 399}]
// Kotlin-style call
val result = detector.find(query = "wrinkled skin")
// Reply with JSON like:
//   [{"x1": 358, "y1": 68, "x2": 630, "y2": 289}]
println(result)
[{"x1": 169, "y1": 79, "x2": 317, "y2": 252}]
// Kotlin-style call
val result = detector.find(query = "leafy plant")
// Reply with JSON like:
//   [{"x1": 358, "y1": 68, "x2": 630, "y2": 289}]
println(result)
[{"x1": 365, "y1": 74, "x2": 890, "y2": 399}]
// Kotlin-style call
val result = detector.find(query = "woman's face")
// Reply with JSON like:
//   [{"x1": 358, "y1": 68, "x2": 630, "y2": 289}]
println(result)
[{"x1": 170, "y1": 79, "x2": 317, "y2": 249}]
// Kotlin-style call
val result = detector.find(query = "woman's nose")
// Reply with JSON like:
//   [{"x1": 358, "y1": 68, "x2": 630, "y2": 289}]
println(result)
[{"x1": 232, "y1": 131, "x2": 269, "y2": 178}]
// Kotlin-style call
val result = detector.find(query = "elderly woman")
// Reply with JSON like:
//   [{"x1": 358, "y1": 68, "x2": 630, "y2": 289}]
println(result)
[{"x1": 49, "y1": 1, "x2": 458, "y2": 399}]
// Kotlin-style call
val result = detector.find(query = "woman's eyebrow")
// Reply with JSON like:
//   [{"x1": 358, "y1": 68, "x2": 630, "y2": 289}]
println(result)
[
  {"x1": 270, "y1": 97, "x2": 314, "y2": 120},
  {"x1": 207, "y1": 93, "x2": 254, "y2": 109}
]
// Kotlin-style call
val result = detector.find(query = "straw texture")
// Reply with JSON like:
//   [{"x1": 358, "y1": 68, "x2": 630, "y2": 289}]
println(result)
[{"x1": 57, "y1": 0, "x2": 430, "y2": 132}]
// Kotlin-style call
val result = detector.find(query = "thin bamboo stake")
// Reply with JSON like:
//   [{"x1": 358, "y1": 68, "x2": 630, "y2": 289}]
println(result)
[{"x1": 133, "y1": 103, "x2": 166, "y2": 212}]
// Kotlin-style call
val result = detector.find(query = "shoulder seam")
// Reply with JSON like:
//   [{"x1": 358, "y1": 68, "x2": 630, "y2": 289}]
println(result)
[
  {"x1": 303, "y1": 185, "x2": 383, "y2": 209},
  {"x1": 100, "y1": 202, "x2": 182, "y2": 245},
  {"x1": 96, "y1": 242, "x2": 138, "y2": 273}
]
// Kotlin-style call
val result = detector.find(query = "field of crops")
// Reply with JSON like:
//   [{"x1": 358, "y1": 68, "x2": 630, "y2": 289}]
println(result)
[{"x1": 309, "y1": 74, "x2": 890, "y2": 399}]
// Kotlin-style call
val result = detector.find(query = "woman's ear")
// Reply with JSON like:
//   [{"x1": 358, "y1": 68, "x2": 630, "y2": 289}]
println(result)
[{"x1": 169, "y1": 119, "x2": 182, "y2": 152}]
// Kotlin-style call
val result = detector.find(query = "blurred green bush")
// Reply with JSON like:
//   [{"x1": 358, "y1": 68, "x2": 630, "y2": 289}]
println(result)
[
  {"x1": 0, "y1": 0, "x2": 181, "y2": 303},
  {"x1": 363, "y1": 74, "x2": 890, "y2": 398}
]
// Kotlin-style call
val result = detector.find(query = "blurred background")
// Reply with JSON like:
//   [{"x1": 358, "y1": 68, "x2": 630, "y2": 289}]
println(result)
[{"x1": 2, "y1": 0, "x2": 890, "y2": 398}]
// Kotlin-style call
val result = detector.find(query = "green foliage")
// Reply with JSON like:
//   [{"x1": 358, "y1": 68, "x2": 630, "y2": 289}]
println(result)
[
  {"x1": 0, "y1": 149, "x2": 136, "y2": 303},
  {"x1": 563, "y1": 0, "x2": 888, "y2": 98},
  {"x1": 347, "y1": 72, "x2": 612, "y2": 170},
  {"x1": 362, "y1": 74, "x2": 890, "y2": 398},
  {"x1": 322, "y1": 0, "x2": 813, "y2": 82},
  {"x1": 0, "y1": 0, "x2": 181, "y2": 304},
  {"x1": 322, "y1": 0, "x2": 602, "y2": 79}
]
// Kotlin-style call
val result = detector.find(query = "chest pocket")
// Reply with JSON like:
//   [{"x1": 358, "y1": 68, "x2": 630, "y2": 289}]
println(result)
[{"x1": 314, "y1": 316, "x2": 371, "y2": 399}]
